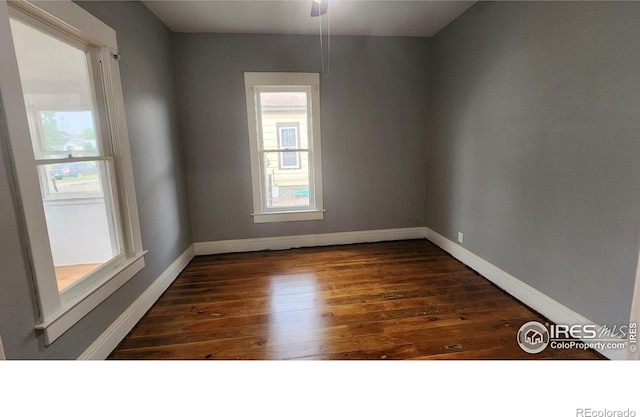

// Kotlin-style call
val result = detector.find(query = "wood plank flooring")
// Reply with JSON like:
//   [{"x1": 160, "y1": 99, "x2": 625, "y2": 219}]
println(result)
[{"x1": 108, "y1": 240, "x2": 603, "y2": 360}]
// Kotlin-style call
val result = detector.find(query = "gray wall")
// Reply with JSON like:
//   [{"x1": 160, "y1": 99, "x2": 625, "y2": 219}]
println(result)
[
  {"x1": 427, "y1": 1, "x2": 640, "y2": 327},
  {"x1": 173, "y1": 34, "x2": 430, "y2": 242},
  {"x1": 0, "y1": 1, "x2": 192, "y2": 358}
]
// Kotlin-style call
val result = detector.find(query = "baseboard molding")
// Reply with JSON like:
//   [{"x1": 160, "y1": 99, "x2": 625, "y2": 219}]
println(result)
[
  {"x1": 194, "y1": 227, "x2": 428, "y2": 256},
  {"x1": 424, "y1": 228, "x2": 626, "y2": 360},
  {"x1": 78, "y1": 244, "x2": 195, "y2": 360}
]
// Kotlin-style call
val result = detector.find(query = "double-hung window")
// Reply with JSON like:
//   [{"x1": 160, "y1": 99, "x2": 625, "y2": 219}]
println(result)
[
  {"x1": 244, "y1": 73, "x2": 324, "y2": 223},
  {"x1": 1, "y1": 0, "x2": 144, "y2": 344}
]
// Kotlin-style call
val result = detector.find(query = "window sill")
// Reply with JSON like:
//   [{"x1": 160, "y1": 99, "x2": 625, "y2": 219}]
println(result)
[
  {"x1": 36, "y1": 251, "x2": 147, "y2": 345},
  {"x1": 252, "y1": 210, "x2": 324, "y2": 223}
]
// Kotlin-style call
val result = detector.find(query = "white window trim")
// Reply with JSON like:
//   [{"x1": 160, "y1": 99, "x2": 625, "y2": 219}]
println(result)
[
  {"x1": 244, "y1": 72, "x2": 324, "y2": 224},
  {"x1": 0, "y1": 0, "x2": 145, "y2": 344}
]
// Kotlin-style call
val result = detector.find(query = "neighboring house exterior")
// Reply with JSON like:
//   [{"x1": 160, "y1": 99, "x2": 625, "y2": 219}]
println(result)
[{"x1": 260, "y1": 92, "x2": 310, "y2": 207}]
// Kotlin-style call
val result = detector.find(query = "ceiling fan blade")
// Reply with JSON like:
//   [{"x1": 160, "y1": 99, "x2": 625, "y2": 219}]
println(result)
[{"x1": 311, "y1": 0, "x2": 328, "y2": 17}]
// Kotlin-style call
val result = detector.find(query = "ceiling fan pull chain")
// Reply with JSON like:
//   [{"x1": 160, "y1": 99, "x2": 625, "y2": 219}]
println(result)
[
  {"x1": 324, "y1": 0, "x2": 331, "y2": 77},
  {"x1": 319, "y1": 5, "x2": 325, "y2": 75},
  {"x1": 313, "y1": 0, "x2": 330, "y2": 76}
]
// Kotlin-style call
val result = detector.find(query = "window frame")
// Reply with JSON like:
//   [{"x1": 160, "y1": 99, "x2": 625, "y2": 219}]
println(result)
[
  {"x1": 244, "y1": 72, "x2": 324, "y2": 223},
  {"x1": 0, "y1": 0, "x2": 145, "y2": 344}
]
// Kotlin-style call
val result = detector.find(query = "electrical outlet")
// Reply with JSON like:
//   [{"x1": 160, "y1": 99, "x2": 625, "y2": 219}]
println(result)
[{"x1": 458, "y1": 232, "x2": 464, "y2": 243}]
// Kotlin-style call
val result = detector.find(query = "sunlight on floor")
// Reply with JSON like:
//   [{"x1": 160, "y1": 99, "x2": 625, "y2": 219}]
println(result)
[{"x1": 268, "y1": 273, "x2": 324, "y2": 359}]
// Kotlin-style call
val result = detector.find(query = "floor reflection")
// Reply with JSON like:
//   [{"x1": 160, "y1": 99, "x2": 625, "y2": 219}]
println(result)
[{"x1": 267, "y1": 273, "x2": 324, "y2": 359}]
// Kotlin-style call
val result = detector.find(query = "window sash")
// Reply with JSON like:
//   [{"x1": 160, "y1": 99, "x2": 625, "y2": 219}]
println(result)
[
  {"x1": 261, "y1": 149, "x2": 311, "y2": 211},
  {"x1": 9, "y1": 10, "x2": 111, "y2": 162},
  {"x1": 36, "y1": 157, "x2": 113, "y2": 200},
  {"x1": 36, "y1": 157, "x2": 125, "y2": 285}
]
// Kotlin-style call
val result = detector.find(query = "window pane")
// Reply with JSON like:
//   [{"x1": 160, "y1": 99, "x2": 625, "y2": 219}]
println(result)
[
  {"x1": 40, "y1": 161, "x2": 101, "y2": 199},
  {"x1": 38, "y1": 160, "x2": 121, "y2": 292},
  {"x1": 280, "y1": 127, "x2": 298, "y2": 148},
  {"x1": 10, "y1": 18, "x2": 102, "y2": 160},
  {"x1": 260, "y1": 92, "x2": 308, "y2": 150},
  {"x1": 38, "y1": 110, "x2": 98, "y2": 157},
  {"x1": 280, "y1": 151, "x2": 300, "y2": 169},
  {"x1": 263, "y1": 151, "x2": 310, "y2": 208}
]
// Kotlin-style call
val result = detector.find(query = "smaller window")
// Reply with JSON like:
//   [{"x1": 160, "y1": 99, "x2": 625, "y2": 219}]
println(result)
[
  {"x1": 277, "y1": 123, "x2": 300, "y2": 169},
  {"x1": 244, "y1": 72, "x2": 324, "y2": 223}
]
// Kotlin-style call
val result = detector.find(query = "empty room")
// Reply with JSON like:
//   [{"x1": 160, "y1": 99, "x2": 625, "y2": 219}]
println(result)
[{"x1": 1, "y1": 0, "x2": 640, "y2": 378}]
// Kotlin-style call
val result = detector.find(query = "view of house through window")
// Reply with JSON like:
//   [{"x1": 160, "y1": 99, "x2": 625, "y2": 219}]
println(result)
[
  {"x1": 260, "y1": 92, "x2": 310, "y2": 208},
  {"x1": 244, "y1": 72, "x2": 323, "y2": 223},
  {"x1": 10, "y1": 17, "x2": 122, "y2": 292}
]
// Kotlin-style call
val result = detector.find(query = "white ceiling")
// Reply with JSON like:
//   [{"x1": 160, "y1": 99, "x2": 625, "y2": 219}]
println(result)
[{"x1": 142, "y1": 1, "x2": 476, "y2": 37}]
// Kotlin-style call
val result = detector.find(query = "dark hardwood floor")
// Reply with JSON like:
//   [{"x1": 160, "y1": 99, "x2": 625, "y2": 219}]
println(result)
[{"x1": 108, "y1": 239, "x2": 603, "y2": 360}]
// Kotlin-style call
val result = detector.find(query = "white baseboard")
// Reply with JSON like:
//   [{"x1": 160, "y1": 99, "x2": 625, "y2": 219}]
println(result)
[
  {"x1": 194, "y1": 227, "x2": 428, "y2": 256},
  {"x1": 78, "y1": 244, "x2": 195, "y2": 360},
  {"x1": 424, "y1": 227, "x2": 626, "y2": 360}
]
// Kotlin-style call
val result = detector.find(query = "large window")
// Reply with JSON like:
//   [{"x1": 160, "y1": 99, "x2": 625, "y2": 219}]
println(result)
[
  {"x1": 1, "y1": 0, "x2": 144, "y2": 344},
  {"x1": 244, "y1": 73, "x2": 324, "y2": 223}
]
